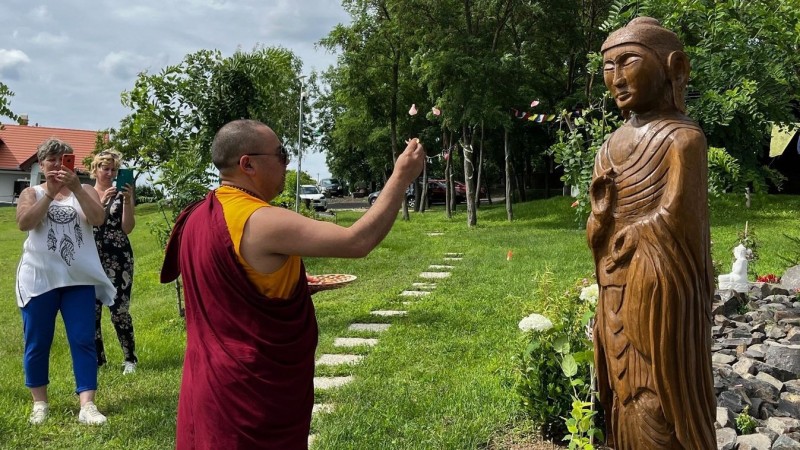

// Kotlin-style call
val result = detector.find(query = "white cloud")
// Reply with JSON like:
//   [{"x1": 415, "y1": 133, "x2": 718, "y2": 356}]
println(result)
[
  {"x1": 32, "y1": 32, "x2": 69, "y2": 46},
  {"x1": 97, "y1": 51, "x2": 163, "y2": 80},
  {"x1": 0, "y1": 49, "x2": 31, "y2": 79},
  {"x1": 29, "y1": 5, "x2": 50, "y2": 21}
]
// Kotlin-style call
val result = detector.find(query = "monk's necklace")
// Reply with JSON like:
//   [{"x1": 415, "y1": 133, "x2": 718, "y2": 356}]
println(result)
[{"x1": 223, "y1": 184, "x2": 262, "y2": 200}]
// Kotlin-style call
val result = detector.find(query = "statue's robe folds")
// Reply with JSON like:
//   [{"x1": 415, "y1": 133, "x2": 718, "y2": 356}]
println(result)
[
  {"x1": 161, "y1": 193, "x2": 318, "y2": 450},
  {"x1": 587, "y1": 118, "x2": 716, "y2": 449}
]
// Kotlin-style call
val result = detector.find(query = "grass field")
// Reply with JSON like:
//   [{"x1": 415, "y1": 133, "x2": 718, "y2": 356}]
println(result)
[{"x1": 0, "y1": 193, "x2": 798, "y2": 449}]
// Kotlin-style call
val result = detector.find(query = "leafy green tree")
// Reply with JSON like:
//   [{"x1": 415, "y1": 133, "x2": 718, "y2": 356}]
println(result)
[
  {"x1": 602, "y1": 0, "x2": 800, "y2": 192},
  {"x1": 0, "y1": 82, "x2": 18, "y2": 127}
]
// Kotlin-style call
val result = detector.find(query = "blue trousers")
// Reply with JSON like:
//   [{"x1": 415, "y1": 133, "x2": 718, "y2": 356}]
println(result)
[{"x1": 21, "y1": 285, "x2": 98, "y2": 394}]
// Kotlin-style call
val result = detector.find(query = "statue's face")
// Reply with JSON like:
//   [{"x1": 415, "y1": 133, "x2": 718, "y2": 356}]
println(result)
[{"x1": 603, "y1": 44, "x2": 666, "y2": 114}]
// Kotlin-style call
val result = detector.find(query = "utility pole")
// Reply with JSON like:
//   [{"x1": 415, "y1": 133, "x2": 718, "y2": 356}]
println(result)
[{"x1": 295, "y1": 75, "x2": 307, "y2": 212}]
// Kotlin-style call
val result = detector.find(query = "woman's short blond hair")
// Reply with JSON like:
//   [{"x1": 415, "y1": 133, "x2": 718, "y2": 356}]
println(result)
[{"x1": 89, "y1": 149, "x2": 122, "y2": 179}]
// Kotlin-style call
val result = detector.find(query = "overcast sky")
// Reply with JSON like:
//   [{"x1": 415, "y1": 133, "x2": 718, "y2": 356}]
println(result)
[{"x1": 0, "y1": 0, "x2": 350, "y2": 181}]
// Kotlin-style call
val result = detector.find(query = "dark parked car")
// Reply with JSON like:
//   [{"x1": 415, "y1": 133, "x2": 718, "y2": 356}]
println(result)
[
  {"x1": 318, "y1": 178, "x2": 345, "y2": 197},
  {"x1": 367, "y1": 181, "x2": 453, "y2": 208}
]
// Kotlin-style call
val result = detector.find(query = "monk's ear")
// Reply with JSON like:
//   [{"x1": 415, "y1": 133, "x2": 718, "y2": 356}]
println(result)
[
  {"x1": 666, "y1": 51, "x2": 690, "y2": 87},
  {"x1": 238, "y1": 155, "x2": 256, "y2": 174}
]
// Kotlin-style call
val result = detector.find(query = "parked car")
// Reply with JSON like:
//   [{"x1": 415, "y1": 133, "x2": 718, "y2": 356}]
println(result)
[
  {"x1": 367, "y1": 181, "x2": 450, "y2": 208},
  {"x1": 318, "y1": 178, "x2": 345, "y2": 197},
  {"x1": 298, "y1": 185, "x2": 328, "y2": 211}
]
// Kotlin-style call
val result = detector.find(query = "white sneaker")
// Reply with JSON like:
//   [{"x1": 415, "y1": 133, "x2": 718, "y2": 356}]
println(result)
[
  {"x1": 122, "y1": 361, "x2": 136, "y2": 375},
  {"x1": 29, "y1": 401, "x2": 49, "y2": 425},
  {"x1": 78, "y1": 402, "x2": 107, "y2": 425}
]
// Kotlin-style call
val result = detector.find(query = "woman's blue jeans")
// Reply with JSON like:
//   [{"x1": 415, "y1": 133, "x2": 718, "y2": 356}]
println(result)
[{"x1": 21, "y1": 285, "x2": 98, "y2": 394}]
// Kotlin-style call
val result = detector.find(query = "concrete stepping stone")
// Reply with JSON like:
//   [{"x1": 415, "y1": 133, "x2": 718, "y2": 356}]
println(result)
[
  {"x1": 444, "y1": 252, "x2": 463, "y2": 257},
  {"x1": 309, "y1": 434, "x2": 316, "y2": 447},
  {"x1": 313, "y1": 403, "x2": 335, "y2": 415},
  {"x1": 401, "y1": 290, "x2": 431, "y2": 296},
  {"x1": 443, "y1": 257, "x2": 463, "y2": 261},
  {"x1": 420, "y1": 272, "x2": 451, "y2": 279},
  {"x1": 316, "y1": 354, "x2": 363, "y2": 366},
  {"x1": 334, "y1": 337, "x2": 378, "y2": 347},
  {"x1": 411, "y1": 282, "x2": 437, "y2": 290},
  {"x1": 426, "y1": 232, "x2": 444, "y2": 236},
  {"x1": 402, "y1": 301, "x2": 415, "y2": 306},
  {"x1": 314, "y1": 376, "x2": 354, "y2": 389},
  {"x1": 428, "y1": 264, "x2": 454, "y2": 270},
  {"x1": 370, "y1": 310, "x2": 407, "y2": 317},
  {"x1": 348, "y1": 323, "x2": 391, "y2": 332}
]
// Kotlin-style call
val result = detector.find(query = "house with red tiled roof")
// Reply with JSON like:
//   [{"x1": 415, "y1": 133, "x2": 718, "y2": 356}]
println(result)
[{"x1": 0, "y1": 121, "x2": 104, "y2": 204}]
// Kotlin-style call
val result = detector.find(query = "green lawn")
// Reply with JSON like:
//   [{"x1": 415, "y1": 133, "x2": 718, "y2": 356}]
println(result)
[{"x1": 0, "y1": 194, "x2": 798, "y2": 449}]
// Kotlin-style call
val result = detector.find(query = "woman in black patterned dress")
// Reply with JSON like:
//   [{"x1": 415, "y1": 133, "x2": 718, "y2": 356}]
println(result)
[{"x1": 90, "y1": 150, "x2": 137, "y2": 374}]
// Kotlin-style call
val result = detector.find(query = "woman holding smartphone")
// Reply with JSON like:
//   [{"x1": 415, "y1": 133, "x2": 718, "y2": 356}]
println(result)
[
  {"x1": 15, "y1": 138, "x2": 114, "y2": 425},
  {"x1": 89, "y1": 149, "x2": 138, "y2": 374}
]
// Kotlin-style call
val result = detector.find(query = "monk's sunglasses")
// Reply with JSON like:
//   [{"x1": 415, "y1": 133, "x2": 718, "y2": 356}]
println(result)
[{"x1": 244, "y1": 146, "x2": 290, "y2": 165}]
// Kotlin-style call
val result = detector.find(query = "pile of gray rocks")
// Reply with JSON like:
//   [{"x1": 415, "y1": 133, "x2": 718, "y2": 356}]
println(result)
[{"x1": 712, "y1": 268, "x2": 800, "y2": 450}]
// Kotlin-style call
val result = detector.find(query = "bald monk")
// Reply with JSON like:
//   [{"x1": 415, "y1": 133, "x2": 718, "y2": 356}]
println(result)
[
  {"x1": 161, "y1": 119, "x2": 425, "y2": 449},
  {"x1": 588, "y1": 17, "x2": 716, "y2": 449}
]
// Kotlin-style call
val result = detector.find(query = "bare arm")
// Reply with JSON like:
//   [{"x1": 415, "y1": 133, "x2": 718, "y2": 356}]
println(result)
[
  {"x1": 120, "y1": 184, "x2": 136, "y2": 234},
  {"x1": 240, "y1": 139, "x2": 425, "y2": 269},
  {"x1": 16, "y1": 187, "x2": 54, "y2": 231}
]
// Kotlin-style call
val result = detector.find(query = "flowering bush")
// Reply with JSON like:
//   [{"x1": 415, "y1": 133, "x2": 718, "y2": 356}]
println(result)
[
  {"x1": 519, "y1": 313, "x2": 554, "y2": 332},
  {"x1": 756, "y1": 274, "x2": 781, "y2": 284},
  {"x1": 513, "y1": 274, "x2": 599, "y2": 444}
]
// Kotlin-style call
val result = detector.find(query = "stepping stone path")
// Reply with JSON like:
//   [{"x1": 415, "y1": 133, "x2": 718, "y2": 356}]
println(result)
[
  {"x1": 426, "y1": 232, "x2": 444, "y2": 236},
  {"x1": 316, "y1": 354, "x2": 363, "y2": 366},
  {"x1": 313, "y1": 404, "x2": 335, "y2": 414},
  {"x1": 310, "y1": 252, "x2": 463, "y2": 447},
  {"x1": 400, "y1": 290, "x2": 431, "y2": 297},
  {"x1": 370, "y1": 310, "x2": 408, "y2": 317},
  {"x1": 348, "y1": 323, "x2": 391, "y2": 332},
  {"x1": 419, "y1": 272, "x2": 451, "y2": 279},
  {"x1": 314, "y1": 376, "x2": 353, "y2": 389},
  {"x1": 333, "y1": 337, "x2": 378, "y2": 347}
]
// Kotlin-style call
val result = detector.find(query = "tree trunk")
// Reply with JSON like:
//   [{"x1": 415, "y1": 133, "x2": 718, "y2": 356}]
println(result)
[
  {"x1": 474, "y1": 121, "x2": 484, "y2": 207},
  {"x1": 462, "y1": 123, "x2": 477, "y2": 227},
  {"x1": 505, "y1": 128, "x2": 513, "y2": 221},
  {"x1": 445, "y1": 130, "x2": 453, "y2": 219}
]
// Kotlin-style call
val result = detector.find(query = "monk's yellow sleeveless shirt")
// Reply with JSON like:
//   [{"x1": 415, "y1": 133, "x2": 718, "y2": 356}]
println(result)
[{"x1": 215, "y1": 186, "x2": 301, "y2": 299}]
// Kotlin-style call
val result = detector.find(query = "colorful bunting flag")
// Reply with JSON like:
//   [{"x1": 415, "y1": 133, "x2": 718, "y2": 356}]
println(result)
[
  {"x1": 530, "y1": 100, "x2": 540, "y2": 107},
  {"x1": 546, "y1": 114, "x2": 556, "y2": 122}
]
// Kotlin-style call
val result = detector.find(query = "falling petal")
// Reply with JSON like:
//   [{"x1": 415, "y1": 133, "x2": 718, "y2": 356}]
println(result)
[
  {"x1": 408, "y1": 104, "x2": 418, "y2": 116},
  {"x1": 432, "y1": 107, "x2": 441, "y2": 116},
  {"x1": 531, "y1": 100, "x2": 540, "y2": 107}
]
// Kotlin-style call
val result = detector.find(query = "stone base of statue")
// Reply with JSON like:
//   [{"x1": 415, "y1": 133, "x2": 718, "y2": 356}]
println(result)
[{"x1": 717, "y1": 277, "x2": 750, "y2": 293}]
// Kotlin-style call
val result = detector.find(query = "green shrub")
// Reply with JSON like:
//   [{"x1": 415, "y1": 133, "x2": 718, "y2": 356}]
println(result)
[{"x1": 513, "y1": 274, "x2": 598, "y2": 444}]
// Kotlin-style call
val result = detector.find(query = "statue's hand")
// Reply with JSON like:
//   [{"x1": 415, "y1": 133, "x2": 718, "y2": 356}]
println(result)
[
  {"x1": 590, "y1": 168, "x2": 617, "y2": 222},
  {"x1": 605, "y1": 224, "x2": 639, "y2": 271}
]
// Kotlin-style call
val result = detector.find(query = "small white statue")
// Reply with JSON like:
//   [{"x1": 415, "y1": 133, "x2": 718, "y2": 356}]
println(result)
[{"x1": 718, "y1": 244, "x2": 751, "y2": 292}]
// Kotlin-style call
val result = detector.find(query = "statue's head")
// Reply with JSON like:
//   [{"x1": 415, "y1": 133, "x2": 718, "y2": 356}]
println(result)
[
  {"x1": 601, "y1": 17, "x2": 690, "y2": 117},
  {"x1": 733, "y1": 244, "x2": 748, "y2": 260}
]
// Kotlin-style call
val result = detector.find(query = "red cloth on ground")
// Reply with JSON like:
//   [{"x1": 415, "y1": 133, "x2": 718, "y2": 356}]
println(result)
[{"x1": 161, "y1": 192, "x2": 318, "y2": 450}]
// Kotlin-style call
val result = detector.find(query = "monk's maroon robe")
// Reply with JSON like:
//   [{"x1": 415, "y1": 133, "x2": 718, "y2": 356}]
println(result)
[{"x1": 161, "y1": 192, "x2": 318, "y2": 449}]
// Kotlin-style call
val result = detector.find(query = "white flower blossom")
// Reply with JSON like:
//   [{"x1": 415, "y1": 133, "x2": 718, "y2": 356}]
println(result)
[
  {"x1": 518, "y1": 313, "x2": 553, "y2": 332},
  {"x1": 580, "y1": 283, "x2": 599, "y2": 306}
]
